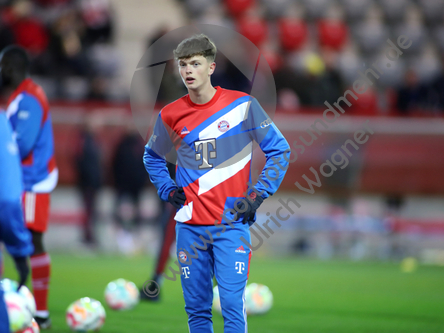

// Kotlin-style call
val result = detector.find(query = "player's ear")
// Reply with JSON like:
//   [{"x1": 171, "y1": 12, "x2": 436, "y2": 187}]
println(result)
[{"x1": 209, "y1": 62, "x2": 216, "y2": 76}]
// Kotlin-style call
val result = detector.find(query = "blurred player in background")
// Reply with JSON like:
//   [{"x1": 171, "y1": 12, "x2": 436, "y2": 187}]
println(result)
[
  {"x1": 0, "y1": 111, "x2": 33, "y2": 333},
  {"x1": 139, "y1": 162, "x2": 176, "y2": 301},
  {"x1": 144, "y1": 34, "x2": 289, "y2": 332},
  {"x1": 1, "y1": 45, "x2": 58, "y2": 329}
]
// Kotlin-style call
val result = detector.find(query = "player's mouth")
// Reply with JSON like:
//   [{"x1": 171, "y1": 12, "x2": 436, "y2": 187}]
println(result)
[{"x1": 186, "y1": 77, "x2": 195, "y2": 84}]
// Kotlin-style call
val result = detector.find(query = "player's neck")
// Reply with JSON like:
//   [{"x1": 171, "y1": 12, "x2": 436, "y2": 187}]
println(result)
[{"x1": 188, "y1": 84, "x2": 217, "y2": 105}]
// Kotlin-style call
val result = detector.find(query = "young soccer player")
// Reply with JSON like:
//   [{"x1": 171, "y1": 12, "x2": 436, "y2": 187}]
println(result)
[
  {"x1": 143, "y1": 34, "x2": 289, "y2": 332},
  {"x1": 0, "y1": 46, "x2": 58, "y2": 329},
  {"x1": 0, "y1": 111, "x2": 33, "y2": 333}
]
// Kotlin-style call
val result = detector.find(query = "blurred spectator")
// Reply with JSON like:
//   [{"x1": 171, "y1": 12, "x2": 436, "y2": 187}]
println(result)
[
  {"x1": 79, "y1": 0, "x2": 114, "y2": 45},
  {"x1": 429, "y1": 57, "x2": 444, "y2": 114},
  {"x1": 75, "y1": 113, "x2": 102, "y2": 245},
  {"x1": 280, "y1": 50, "x2": 345, "y2": 107},
  {"x1": 112, "y1": 123, "x2": 148, "y2": 253},
  {"x1": 396, "y1": 69, "x2": 429, "y2": 114},
  {"x1": 6, "y1": 0, "x2": 49, "y2": 56},
  {"x1": 48, "y1": 8, "x2": 90, "y2": 78}
]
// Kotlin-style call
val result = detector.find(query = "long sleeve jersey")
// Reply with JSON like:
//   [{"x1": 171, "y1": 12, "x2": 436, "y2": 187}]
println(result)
[
  {"x1": 0, "y1": 112, "x2": 33, "y2": 258},
  {"x1": 6, "y1": 78, "x2": 58, "y2": 193},
  {"x1": 144, "y1": 86, "x2": 290, "y2": 225}
]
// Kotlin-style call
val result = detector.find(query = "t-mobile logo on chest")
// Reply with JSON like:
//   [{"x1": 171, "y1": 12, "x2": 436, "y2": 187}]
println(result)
[{"x1": 194, "y1": 139, "x2": 217, "y2": 169}]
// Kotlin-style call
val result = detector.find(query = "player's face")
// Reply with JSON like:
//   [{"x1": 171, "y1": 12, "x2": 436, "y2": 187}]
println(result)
[{"x1": 178, "y1": 55, "x2": 215, "y2": 91}]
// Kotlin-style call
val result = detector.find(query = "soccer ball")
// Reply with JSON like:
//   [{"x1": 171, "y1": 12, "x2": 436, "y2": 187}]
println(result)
[
  {"x1": 245, "y1": 283, "x2": 273, "y2": 315},
  {"x1": 66, "y1": 297, "x2": 106, "y2": 332},
  {"x1": 4, "y1": 291, "x2": 33, "y2": 332},
  {"x1": 212, "y1": 286, "x2": 221, "y2": 314},
  {"x1": 22, "y1": 318, "x2": 40, "y2": 333},
  {"x1": 104, "y1": 279, "x2": 139, "y2": 310},
  {"x1": 1, "y1": 278, "x2": 36, "y2": 316}
]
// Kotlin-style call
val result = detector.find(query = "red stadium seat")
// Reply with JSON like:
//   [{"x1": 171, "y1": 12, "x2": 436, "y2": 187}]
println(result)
[
  {"x1": 236, "y1": 16, "x2": 268, "y2": 47},
  {"x1": 278, "y1": 18, "x2": 308, "y2": 51},
  {"x1": 11, "y1": 18, "x2": 49, "y2": 56},
  {"x1": 224, "y1": 0, "x2": 255, "y2": 17},
  {"x1": 317, "y1": 19, "x2": 348, "y2": 50},
  {"x1": 350, "y1": 88, "x2": 379, "y2": 116}
]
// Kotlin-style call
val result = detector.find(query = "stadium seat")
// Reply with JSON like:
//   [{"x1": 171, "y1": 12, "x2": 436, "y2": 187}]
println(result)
[
  {"x1": 317, "y1": 19, "x2": 348, "y2": 50},
  {"x1": 259, "y1": 0, "x2": 293, "y2": 19},
  {"x1": 418, "y1": 0, "x2": 444, "y2": 25},
  {"x1": 378, "y1": 0, "x2": 411, "y2": 23},
  {"x1": 185, "y1": 0, "x2": 219, "y2": 17},
  {"x1": 340, "y1": 0, "x2": 373, "y2": 23},
  {"x1": 278, "y1": 18, "x2": 308, "y2": 52},
  {"x1": 353, "y1": 17, "x2": 389, "y2": 56},
  {"x1": 236, "y1": 15, "x2": 268, "y2": 47},
  {"x1": 301, "y1": 0, "x2": 330, "y2": 20},
  {"x1": 224, "y1": 0, "x2": 255, "y2": 18}
]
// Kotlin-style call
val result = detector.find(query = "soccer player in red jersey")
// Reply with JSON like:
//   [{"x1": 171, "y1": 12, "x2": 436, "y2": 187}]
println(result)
[
  {"x1": 1, "y1": 46, "x2": 57, "y2": 329},
  {"x1": 144, "y1": 34, "x2": 289, "y2": 332}
]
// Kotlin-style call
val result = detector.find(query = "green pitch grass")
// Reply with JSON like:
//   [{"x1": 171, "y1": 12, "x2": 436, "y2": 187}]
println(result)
[{"x1": 3, "y1": 254, "x2": 444, "y2": 332}]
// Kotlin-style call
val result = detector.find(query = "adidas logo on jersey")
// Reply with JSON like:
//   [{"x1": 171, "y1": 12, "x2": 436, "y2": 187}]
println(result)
[
  {"x1": 181, "y1": 126, "x2": 190, "y2": 135},
  {"x1": 235, "y1": 246, "x2": 246, "y2": 254}
]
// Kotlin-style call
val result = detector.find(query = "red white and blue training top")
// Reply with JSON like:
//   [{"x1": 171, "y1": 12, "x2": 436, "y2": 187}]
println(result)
[
  {"x1": 6, "y1": 78, "x2": 58, "y2": 193},
  {"x1": 144, "y1": 86, "x2": 289, "y2": 225}
]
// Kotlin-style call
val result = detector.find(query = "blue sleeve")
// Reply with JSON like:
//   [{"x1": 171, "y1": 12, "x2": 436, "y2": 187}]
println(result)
[
  {"x1": 143, "y1": 113, "x2": 177, "y2": 201},
  {"x1": 0, "y1": 113, "x2": 33, "y2": 257},
  {"x1": 8, "y1": 95, "x2": 43, "y2": 160},
  {"x1": 246, "y1": 98, "x2": 290, "y2": 198},
  {"x1": 0, "y1": 199, "x2": 34, "y2": 258}
]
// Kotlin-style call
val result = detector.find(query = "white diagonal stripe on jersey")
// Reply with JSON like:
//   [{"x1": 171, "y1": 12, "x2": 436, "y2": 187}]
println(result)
[
  {"x1": 198, "y1": 102, "x2": 249, "y2": 140},
  {"x1": 5, "y1": 94, "x2": 24, "y2": 119},
  {"x1": 32, "y1": 168, "x2": 58, "y2": 193},
  {"x1": 175, "y1": 201, "x2": 193, "y2": 223},
  {"x1": 198, "y1": 142, "x2": 252, "y2": 196}
]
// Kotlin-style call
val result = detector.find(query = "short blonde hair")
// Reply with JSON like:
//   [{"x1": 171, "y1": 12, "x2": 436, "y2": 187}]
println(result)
[{"x1": 173, "y1": 34, "x2": 217, "y2": 62}]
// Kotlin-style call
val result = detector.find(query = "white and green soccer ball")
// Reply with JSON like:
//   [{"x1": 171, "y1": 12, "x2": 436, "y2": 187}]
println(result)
[
  {"x1": 245, "y1": 283, "x2": 273, "y2": 315},
  {"x1": 66, "y1": 297, "x2": 106, "y2": 332},
  {"x1": 1, "y1": 278, "x2": 36, "y2": 316},
  {"x1": 4, "y1": 291, "x2": 33, "y2": 333},
  {"x1": 104, "y1": 278, "x2": 139, "y2": 310}
]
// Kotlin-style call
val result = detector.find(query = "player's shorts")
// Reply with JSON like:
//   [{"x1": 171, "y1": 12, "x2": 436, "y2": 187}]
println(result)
[{"x1": 22, "y1": 192, "x2": 50, "y2": 233}]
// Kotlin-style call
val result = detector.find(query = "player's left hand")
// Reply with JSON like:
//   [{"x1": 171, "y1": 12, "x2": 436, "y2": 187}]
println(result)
[{"x1": 235, "y1": 192, "x2": 264, "y2": 225}]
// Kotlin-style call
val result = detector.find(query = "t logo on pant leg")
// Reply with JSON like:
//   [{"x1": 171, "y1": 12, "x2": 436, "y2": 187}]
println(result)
[
  {"x1": 235, "y1": 262, "x2": 245, "y2": 274},
  {"x1": 182, "y1": 267, "x2": 190, "y2": 279},
  {"x1": 194, "y1": 139, "x2": 216, "y2": 169}
]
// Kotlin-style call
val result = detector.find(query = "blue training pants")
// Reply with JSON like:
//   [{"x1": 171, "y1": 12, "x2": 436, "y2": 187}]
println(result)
[{"x1": 176, "y1": 222, "x2": 251, "y2": 333}]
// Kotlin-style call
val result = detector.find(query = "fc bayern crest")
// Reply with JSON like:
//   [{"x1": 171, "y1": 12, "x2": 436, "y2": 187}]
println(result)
[
  {"x1": 178, "y1": 251, "x2": 187, "y2": 263},
  {"x1": 217, "y1": 120, "x2": 230, "y2": 132}
]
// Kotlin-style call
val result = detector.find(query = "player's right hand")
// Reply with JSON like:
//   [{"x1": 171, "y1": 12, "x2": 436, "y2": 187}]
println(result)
[
  {"x1": 12, "y1": 256, "x2": 29, "y2": 291},
  {"x1": 168, "y1": 187, "x2": 186, "y2": 209}
]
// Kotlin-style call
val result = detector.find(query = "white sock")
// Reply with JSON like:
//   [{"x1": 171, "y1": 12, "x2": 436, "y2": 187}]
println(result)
[{"x1": 35, "y1": 310, "x2": 49, "y2": 318}]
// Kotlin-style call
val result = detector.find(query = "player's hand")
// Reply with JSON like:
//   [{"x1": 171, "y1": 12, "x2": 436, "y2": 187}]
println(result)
[
  {"x1": 12, "y1": 256, "x2": 29, "y2": 291},
  {"x1": 168, "y1": 187, "x2": 186, "y2": 209},
  {"x1": 235, "y1": 192, "x2": 264, "y2": 225}
]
